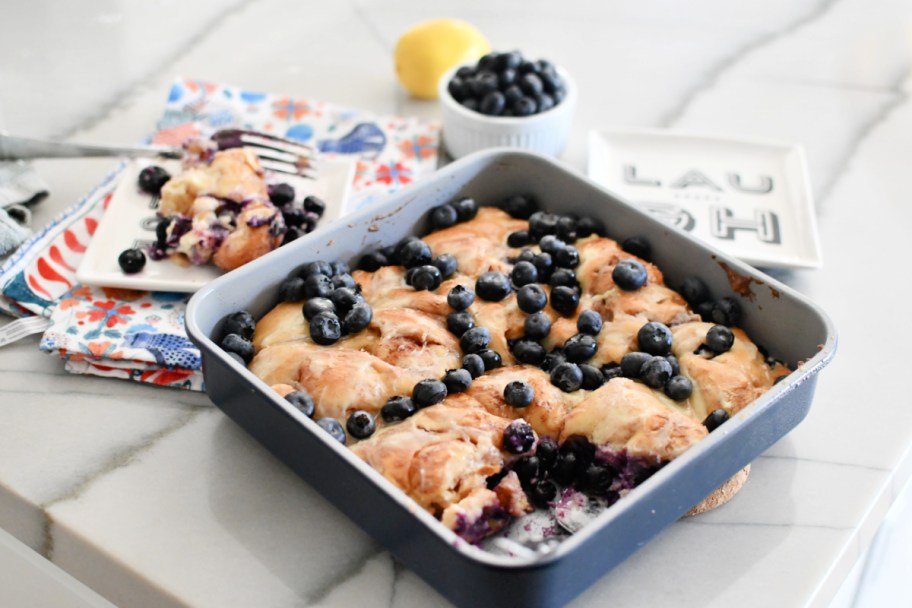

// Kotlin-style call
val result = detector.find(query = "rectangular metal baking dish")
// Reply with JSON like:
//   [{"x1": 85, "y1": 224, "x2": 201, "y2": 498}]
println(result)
[{"x1": 185, "y1": 148, "x2": 837, "y2": 608}]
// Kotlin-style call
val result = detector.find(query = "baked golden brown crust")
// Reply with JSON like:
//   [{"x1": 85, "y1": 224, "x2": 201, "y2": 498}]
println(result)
[{"x1": 248, "y1": 204, "x2": 785, "y2": 539}]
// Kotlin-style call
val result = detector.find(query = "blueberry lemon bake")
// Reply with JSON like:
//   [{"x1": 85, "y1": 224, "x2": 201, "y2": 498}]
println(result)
[{"x1": 218, "y1": 196, "x2": 789, "y2": 544}]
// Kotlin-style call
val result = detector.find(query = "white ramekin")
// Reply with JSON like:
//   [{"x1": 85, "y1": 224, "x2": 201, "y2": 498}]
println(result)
[{"x1": 437, "y1": 64, "x2": 577, "y2": 159}]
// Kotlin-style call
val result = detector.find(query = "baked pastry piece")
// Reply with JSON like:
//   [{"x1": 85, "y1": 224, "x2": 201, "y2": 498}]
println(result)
[
  {"x1": 153, "y1": 144, "x2": 285, "y2": 270},
  {"x1": 244, "y1": 200, "x2": 788, "y2": 543}
]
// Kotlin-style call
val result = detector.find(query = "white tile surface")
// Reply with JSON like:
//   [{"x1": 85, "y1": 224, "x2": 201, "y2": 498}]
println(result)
[{"x1": 1, "y1": 0, "x2": 911, "y2": 606}]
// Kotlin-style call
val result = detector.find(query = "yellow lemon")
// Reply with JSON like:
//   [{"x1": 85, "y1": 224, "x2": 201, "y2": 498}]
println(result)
[{"x1": 394, "y1": 18, "x2": 491, "y2": 100}]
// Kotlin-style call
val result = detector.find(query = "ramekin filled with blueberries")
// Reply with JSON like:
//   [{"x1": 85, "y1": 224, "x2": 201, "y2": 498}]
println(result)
[{"x1": 438, "y1": 50, "x2": 577, "y2": 159}]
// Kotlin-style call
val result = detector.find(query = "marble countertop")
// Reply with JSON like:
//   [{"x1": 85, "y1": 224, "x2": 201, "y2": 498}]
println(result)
[{"x1": 2, "y1": 1, "x2": 911, "y2": 606}]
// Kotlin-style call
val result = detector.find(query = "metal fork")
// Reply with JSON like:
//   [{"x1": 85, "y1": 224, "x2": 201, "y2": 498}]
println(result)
[{"x1": 0, "y1": 129, "x2": 316, "y2": 177}]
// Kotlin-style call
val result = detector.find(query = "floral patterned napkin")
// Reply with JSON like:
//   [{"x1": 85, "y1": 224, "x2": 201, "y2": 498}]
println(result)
[{"x1": 0, "y1": 78, "x2": 440, "y2": 390}]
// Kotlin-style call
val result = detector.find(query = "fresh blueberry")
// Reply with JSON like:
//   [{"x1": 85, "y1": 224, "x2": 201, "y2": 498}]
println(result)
[
  {"x1": 309, "y1": 311, "x2": 342, "y2": 345},
  {"x1": 330, "y1": 260, "x2": 351, "y2": 276},
  {"x1": 620, "y1": 351, "x2": 652, "y2": 378},
  {"x1": 581, "y1": 463, "x2": 615, "y2": 495},
  {"x1": 666, "y1": 354, "x2": 680, "y2": 376},
  {"x1": 504, "y1": 381, "x2": 534, "y2": 407},
  {"x1": 513, "y1": 456, "x2": 540, "y2": 485},
  {"x1": 523, "y1": 311, "x2": 552, "y2": 341},
  {"x1": 462, "y1": 353, "x2": 486, "y2": 378},
  {"x1": 577, "y1": 310, "x2": 602, "y2": 336},
  {"x1": 517, "y1": 284, "x2": 548, "y2": 313},
  {"x1": 456, "y1": 65, "x2": 476, "y2": 79},
  {"x1": 549, "y1": 268, "x2": 578, "y2": 289},
  {"x1": 304, "y1": 273, "x2": 334, "y2": 298},
  {"x1": 316, "y1": 417, "x2": 346, "y2": 444},
  {"x1": 664, "y1": 375, "x2": 693, "y2": 401},
  {"x1": 502, "y1": 419, "x2": 536, "y2": 454},
  {"x1": 706, "y1": 324, "x2": 735, "y2": 354},
  {"x1": 540, "y1": 350, "x2": 566, "y2": 373},
  {"x1": 536, "y1": 93, "x2": 556, "y2": 113},
  {"x1": 512, "y1": 339, "x2": 546, "y2": 365},
  {"x1": 480, "y1": 91, "x2": 506, "y2": 115},
  {"x1": 221, "y1": 333, "x2": 254, "y2": 363},
  {"x1": 640, "y1": 356, "x2": 674, "y2": 389},
  {"x1": 279, "y1": 276, "x2": 307, "y2": 301},
  {"x1": 447, "y1": 77, "x2": 470, "y2": 102},
  {"x1": 301, "y1": 211, "x2": 321, "y2": 232},
  {"x1": 532, "y1": 252, "x2": 554, "y2": 281},
  {"x1": 502, "y1": 194, "x2": 538, "y2": 219},
  {"x1": 432, "y1": 254, "x2": 458, "y2": 279},
  {"x1": 514, "y1": 249, "x2": 536, "y2": 264},
  {"x1": 536, "y1": 437, "x2": 559, "y2": 472},
  {"x1": 637, "y1": 322, "x2": 673, "y2": 355},
  {"x1": 529, "y1": 479, "x2": 558, "y2": 507},
  {"x1": 430, "y1": 204, "x2": 458, "y2": 230},
  {"x1": 221, "y1": 311, "x2": 256, "y2": 340},
  {"x1": 510, "y1": 260, "x2": 539, "y2": 286},
  {"x1": 303, "y1": 196, "x2": 326, "y2": 217},
  {"x1": 680, "y1": 276, "x2": 710, "y2": 306},
  {"x1": 601, "y1": 362, "x2": 624, "y2": 382},
  {"x1": 137, "y1": 165, "x2": 171, "y2": 195},
  {"x1": 397, "y1": 239, "x2": 433, "y2": 268},
  {"x1": 564, "y1": 334, "x2": 598, "y2": 363},
  {"x1": 268, "y1": 183, "x2": 295, "y2": 207},
  {"x1": 476, "y1": 271, "x2": 512, "y2": 301},
  {"x1": 118, "y1": 248, "x2": 146, "y2": 274},
  {"x1": 471, "y1": 71, "x2": 499, "y2": 97},
  {"x1": 478, "y1": 349, "x2": 503, "y2": 371},
  {"x1": 519, "y1": 72, "x2": 544, "y2": 97},
  {"x1": 282, "y1": 227, "x2": 304, "y2": 245},
  {"x1": 507, "y1": 230, "x2": 531, "y2": 248},
  {"x1": 711, "y1": 297, "x2": 742, "y2": 327},
  {"x1": 443, "y1": 368, "x2": 473, "y2": 394},
  {"x1": 300, "y1": 260, "x2": 333, "y2": 278},
  {"x1": 555, "y1": 216, "x2": 578, "y2": 243},
  {"x1": 447, "y1": 285, "x2": 475, "y2": 311},
  {"x1": 503, "y1": 85, "x2": 523, "y2": 106},
  {"x1": 612, "y1": 259, "x2": 648, "y2": 291},
  {"x1": 342, "y1": 303, "x2": 372, "y2": 334},
  {"x1": 576, "y1": 216, "x2": 604, "y2": 238},
  {"x1": 579, "y1": 364, "x2": 605, "y2": 390},
  {"x1": 550, "y1": 361, "x2": 583, "y2": 392},
  {"x1": 538, "y1": 234, "x2": 565, "y2": 255},
  {"x1": 284, "y1": 390, "x2": 314, "y2": 417},
  {"x1": 447, "y1": 311, "x2": 475, "y2": 337},
  {"x1": 621, "y1": 236, "x2": 652, "y2": 261},
  {"x1": 330, "y1": 287, "x2": 363, "y2": 314},
  {"x1": 413, "y1": 379, "x2": 448, "y2": 408},
  {"x1": 695, "y1": 300, "x2": 715, "y2": 322},
  {"x1": 346, "y1": 410, "x2": 376, "y2": 439},
  {"x1": 381, "y1": 396, "x2": 417, "y2": 422},
  {"x1": 358, "y1": 250, "x2": 388, "y2": 272},
  {"x1": 551, "y1": 451, "x2": 578, "y2": 485},
  {"x1": 550, "y1": 285, "x2": 580, "y2": 316},
  {"x1": 303, "y1": 297, "x2": 336, "y2": 320},
  {"x1": 513, "y1": 96, "x2": 537, "y2": 116},
  {"x1": 282, "y1": 208, "x2": 306, "y2": 228},
  {"x1": 460, "y1": 326, "x2": 491, "y2": 353},
  {"x1": 409, "y1": 264, "x2": 443, "y2": 291},
  {"x1": 452, "y1": 197, "x2": 479, "y2": 221},
  {"x1": 332, "y1": 273, "x2": 357, "y2": 289},
  {"x1": 554, "y1": 246, "x2": 580, "y2": 269},
  {"x1": 703, "y1": 408, "x2": 730, "y2": 432},
  {"x1": 496, "y1": 50, "x2": 523, "y2": 71}
]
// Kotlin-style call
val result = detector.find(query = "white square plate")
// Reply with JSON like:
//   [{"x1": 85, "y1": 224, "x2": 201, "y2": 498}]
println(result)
[
  {"x1": 588, "y1": 129, "x2": 822, "y2": 269},
  {"x1": 76, "y1": 156, "x2": 355, "y2": 292}
]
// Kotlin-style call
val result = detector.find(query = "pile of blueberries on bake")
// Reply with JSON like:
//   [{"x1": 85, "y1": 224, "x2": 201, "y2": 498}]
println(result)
[
  {"x1": 446, "y1": 50, "x2": 567, "y2": 117},
  {"x1": 216, "y1": 193, "x2": 753, "y2": 504},
  {"x1": 116, "y1": 166, "x2": 326, "y2": 274}
]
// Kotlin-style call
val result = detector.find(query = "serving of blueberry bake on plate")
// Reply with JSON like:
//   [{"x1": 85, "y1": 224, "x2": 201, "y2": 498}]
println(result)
[{"x1": 216, "y1": 194, "x2": 790, "y2": 545}]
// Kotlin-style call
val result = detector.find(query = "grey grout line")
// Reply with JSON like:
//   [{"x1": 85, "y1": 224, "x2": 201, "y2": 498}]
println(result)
[
  {"x1": 758, "y1": 453, "x2": 892, "y2": 474},
  {"x1": 681, "y1": 518, "x2": 851, "y2": 532},
  {"x1": 658, "y1": 0, "x2": 841, "y2": 129},
  {"x1": 814, "y1": 65, "x2": 911, "y2": 205},
  {"x1": 57, "y1": 0, "x2": 259, "y2": 140},
  {"x1": 38, "y1": 407, "x2": 207, "y2": 560},
  {"x1": 302, "y1": 545, "x2": 384, "y2": 606}
]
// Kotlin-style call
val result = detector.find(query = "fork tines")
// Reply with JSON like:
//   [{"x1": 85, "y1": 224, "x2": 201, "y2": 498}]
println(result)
[{"x1": 211, "y1": 129, "x2": 316, "y2": 178}]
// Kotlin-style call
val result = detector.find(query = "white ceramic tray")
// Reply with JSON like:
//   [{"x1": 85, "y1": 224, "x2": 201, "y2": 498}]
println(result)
[
  {"x1": 588, "y1": 129, "x2": 822, "y2": 269},
  {"x1": 77, "y1": 156, "x2": 354, "y2": 292}
]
